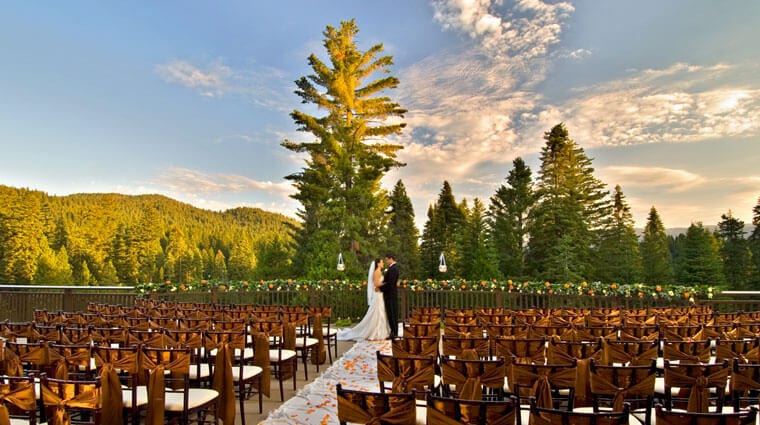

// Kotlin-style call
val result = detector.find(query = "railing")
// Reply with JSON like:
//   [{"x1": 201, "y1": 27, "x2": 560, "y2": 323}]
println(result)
[
  {"x1": 0, "y1": 285, "x2": 137, "y2": 322},
  {"x1": 2, "y1": 285, "x2": 757, "y2": 322}
]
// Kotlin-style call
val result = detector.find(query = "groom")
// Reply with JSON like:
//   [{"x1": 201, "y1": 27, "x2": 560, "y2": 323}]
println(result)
[{"x1": 381, "y1": 253, "x2": 400, "y2": 339}]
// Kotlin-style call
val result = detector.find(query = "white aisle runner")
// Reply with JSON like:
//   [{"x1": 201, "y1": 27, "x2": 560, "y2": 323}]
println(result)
[{"x1": 260, "y1": 339, "x2": 391, "y2": 425}]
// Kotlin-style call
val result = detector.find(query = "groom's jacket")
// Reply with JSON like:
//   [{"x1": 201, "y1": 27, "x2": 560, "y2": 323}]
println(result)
[{"x1": 382, "y1": 263, "x2": 399, "y2": 294}]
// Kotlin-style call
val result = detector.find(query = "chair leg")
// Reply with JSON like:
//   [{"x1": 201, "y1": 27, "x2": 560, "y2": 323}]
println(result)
[
  {"x1": 326, "y1": 337, "x2": 333, "y2": 363},
  {"x1": 302, "y1": 350, "x2": 309, "y2": 380}
]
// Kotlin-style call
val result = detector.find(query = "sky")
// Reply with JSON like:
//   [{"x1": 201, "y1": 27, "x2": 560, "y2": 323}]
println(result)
[{"x1": 1, "y1": 0, "x2": 759, "y2": 230}]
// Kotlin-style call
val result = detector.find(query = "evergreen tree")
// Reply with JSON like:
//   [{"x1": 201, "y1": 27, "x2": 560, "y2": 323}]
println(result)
[
  {"x1": 419, "y1": 181, "x2": 466, "y2": 278},
  {"x1": 35, "y1": 241, "x2": 73, "y2": 284},
  {"x1": 526, "y1": 123, "x2": 610, "y2": 282},
  {"x1": 282, "y1": 20, "x2": 406, "y2": 279},
  {"x1": 228, "y1": 236, "x2": 255, "y2": 281},
  {"x1": 387, "y1": 180, "x2": 421, "y2": 278},
  {"x1": 595, "y1": 185, "x2": 643, "y2": 284},
  {"x1": 717, "y1": 210, "x2": 755, "y2": 289},
  {"x1": 488, "y1": 157, "x2": 534, "y2": 278},
  {"x1": 460, "y1": 198, "x2": 500, "y2": 280},
  {"x1": 254, "y1": 235, "x2": 294, "y2": 280},
  {"x1": 749, "y1": 197, "x2": 760, "y2": 286},
  {"x1": 211, "y1": 249, "x2": 228, "y2": 281},
  {"x1": 640, "y1": 206, "x2": 675, "y2": 285},
  {"x1": 0, "y1": 188, "x2": 44, "y2": 283},
  {"x1": 675, "y1": 222, "x2": 725, "y2": 286}
]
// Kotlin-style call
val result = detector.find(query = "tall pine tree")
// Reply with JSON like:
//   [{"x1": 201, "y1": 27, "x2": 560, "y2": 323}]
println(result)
[
  {"x1": 419, "y1": 181, "x2": 466, "y2": 278},
  {"x1": 749, "y1": 197, "x2": 760, "y2": 287},
  {"x1": 526, "y1": 123, "x2": 610, "y2": 282},
  {"x1": 675, "y1": 222, "x2": 725, "y2": 286},
  {"x1": 488, "y1": 157, "x2": 533, "y2": 279},
  {"x1": 460, "y1": 198, "x2": 500, "y2": 280},
  {"x1": 594, "y1": 185, "x2": 643, "y2": 284},
  {"x1": 387, "y1": 180, "x2": 420, "y2": 278},
  {"x1": 283, "y1": 20, "x2": 406, "y2": 279},
  {"x1": 717, "y1": 210, "x2": 755, "y2": 289},
  {"x1": 640, "y1": 206, "x2": 674, "y2": 285}
]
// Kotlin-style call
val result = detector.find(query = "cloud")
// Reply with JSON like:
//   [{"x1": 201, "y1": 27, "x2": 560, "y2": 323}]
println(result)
[
  {"x1": 155, "y1": 166, "x2": 293, "y2": 196},
  {"x1": 543, "y1": 63, "x2": 760, "y2": 147},
  {"x1": 155, "y1": 59, "x2": 293, "y2": 110},
  {"x1": 598, "y1": 166, "x2": 707, "y2": 193}
]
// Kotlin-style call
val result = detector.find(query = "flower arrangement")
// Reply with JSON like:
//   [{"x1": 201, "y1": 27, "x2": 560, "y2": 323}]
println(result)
[{"x1": 135, "y1": 279, "x2": 717, "y2": 302}]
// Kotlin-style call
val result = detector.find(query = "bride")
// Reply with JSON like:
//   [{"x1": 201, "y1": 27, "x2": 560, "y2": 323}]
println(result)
[{"x1": 337, "y1": 258, "x2": 391, "y2": 341}]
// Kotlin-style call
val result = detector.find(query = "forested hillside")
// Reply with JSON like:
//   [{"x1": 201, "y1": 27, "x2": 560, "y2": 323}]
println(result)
[{"x1": 0, "y1": 185, "x2": 296, "y2": 285}]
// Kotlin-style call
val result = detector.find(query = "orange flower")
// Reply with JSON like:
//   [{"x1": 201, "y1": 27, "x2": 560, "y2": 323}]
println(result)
[
  {"x1": 417, "y1": 286, "x2": 423, "y2": 291},
  {"x1": 268, "y1": 283, "x2": 274, "y2": 289},
  {"x1": 656, "y1": 285, "x2": 662, "y2": 292},
  {"x1": 362, "y1": 281, "x2": 367, "y2": 286},
  {"x1": 460, "y1": 284, "x2": 466, "y2": 289},
  {"x1": 581, "y1": 281, "x2": 588, "y2": 287},
  {"x1": 683, "y1": 291, "x2": 691, "y2": 298},
  {"x1": 507, "y1": 279, "x2": 513, "y2": 285},
  {"x1": 587, "y1": 289, "x2": 595, "y2": 295},
  {"x1": 287, "y1": 278, "x2": 293, "y2": 284},
  {"x1": 303, "y1": 284, "x2": 308, "y2": 289},
  {"x1": 200, "y1": 279, "x2": 206, "y2": 285},
  {"x1": 548, "y1": 289, "x2": 554, "y2": 295},
  {"x1": 638, "y1": 292, "x2": 644, "y2": 298},
  {"x1": 259, "y1": 279, "x2": 264, "y2": 284},
  {"x1": 564, "y1": 283, "x2": 571, "y2": 289},
  {"x1": 523, "y1": 282, "x2": 529, "y2": 287},
  {"x1": 442, "y1": 281, "x2": 448, "y2": 287},
  {"x1": 180, "y1": 284, "x2": 186, "y2": 291},
  {"x1": 220, "y1": 285, "x2": 227, "y2": 291},
  {"x1": 165, "y1": 280, "x2": 171, "y2": 285},
  {"x1": 243, "y1": 281, "x2": 249, "y2": 287},
  {"x1": 610, "y1": 283, "x2": 617, "y2": 290},
  {"x1": 544, "y1": 281, "x2": 551, "y2": 287},
  {"x1": 481, "y1": 281, "x2": 487, "y2": 287},
  {"x1": 508, "y1": 285, "x2": 514, "y2": 291}
]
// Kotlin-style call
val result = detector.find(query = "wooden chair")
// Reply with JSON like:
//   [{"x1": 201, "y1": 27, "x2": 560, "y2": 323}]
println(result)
[
  {"x1": 403, "y1": 322, "x2": 440, "y2": 338},
  {"x1": 439, "y1": 356, "x2": 507, "y2": 401},
  {"x1": 662, "y1": 339, "x2": 713, "y2": 364},
  {"x1": 376, "y1": 351, "x2": 437, "y2": 398},
  {"x1": 0, "y1": 374, "x2": 37, "y2": 425},
  {"x1": 41, "y1": 374, "x2": 103, "y2": 425},
  {"x1": 509, "y1": 358, "x2": 576, "y2": 425},
  {"x1": 531, "y1": 398, "x2": 629, "y2": 425},
  {"x1": 281, "y1": 311, "x2": 319, "y2": 380},
  {"x1": 336, "y1": 383, "x2": 417, "y2": 425},
  {"x1": 205, "y1": 329, "x2": 263, "y2": 425},
  {"x1": 491, "y1": 336, "x2": 546, "y2": 364},
  {"x1": 654, "y1": 404, "x2": 756, "y2": 425},
  {"x1": 306, "y1": 306, "x2": 338, "y2": 364},
  {"x1": 391, "y1": 335, "x2": 439, "y2": 358},
  {"x1": 140, "y1": 346, "x2": 220, "y2": 425},
  {"x1": 442, "y1": 335, "x2": 491, "y2": 359},
  {"x1": 426, "y1": 393, "x2": 517, "y2": 425},
  {"x1": 730, "y1": 358, "x2": 760, "y2": 412},
  {"x1": 249, "y1": 319, "x2": 297, "y2": 401},
  {"x1": 585, "y1": 359, "x2": 656, "y2": 425},
  {"x1": 600, "y1": 338, "x2": 659, "y2": 366},
  {"x1": 92, "y1": 345, "x2": 145, "y2": 425},
  {"x1": 662, "y1": 360, "x2": 729, "y2": 413}
]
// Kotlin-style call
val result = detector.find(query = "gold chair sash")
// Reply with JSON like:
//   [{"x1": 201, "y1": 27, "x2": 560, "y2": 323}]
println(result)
[
  {"x1": 665, "y1": 366, "x2": 729, "y2": 413},
  {"x1": 141, "y1": 349, "x2": 190, "y2": 425},
  {"x1": 663, "y1": 343, "x2": 711, "y2": 363},
  {"x1": 211, "y1": 343, "x2": 235, "y2": 425},
  {"x1": 252, "y1": 332, "x2": 271, "y2": 398},
  {"x1": 1, "y1": 348, "x2": 22, "y2": 376},
  {"x1": 337, "y1": 391, "x2": 416, "y2": 424},
  {"x1": 377, "y1": 355, "x2": 436, "y2": 394},
  {"x1": 311, "y1": 314, "x2": 326, "y2": 365},
  {"x1": 41, "y1": 381, "x2": 101, "y2": 425},
  {"x1": 0, "y1": 381, "x2": 36, "y2": 425},
  {"x1": 441, "y1": 359, "x2": 505, "y2": 400},
  {"x1": 426, "y1": 398, "x2": 515, "y2": 425},
  {"x1": 601, "y1": 339, "x2": 658, "y2": 366},
  {"x1": 392, "y1": 336, "x2": 439, "y2": 358},
  {"x1": 590, "y1": 368, "x2": 655, "y2": 412}
]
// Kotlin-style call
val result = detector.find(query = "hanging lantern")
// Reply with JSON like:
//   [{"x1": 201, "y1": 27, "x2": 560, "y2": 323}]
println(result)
[
  {"x1": 438, "y1": 253, "x2": 447, "y2": 273},
  {"x1": 337, "y1": 253, "x2": 345, "y2": 271}
]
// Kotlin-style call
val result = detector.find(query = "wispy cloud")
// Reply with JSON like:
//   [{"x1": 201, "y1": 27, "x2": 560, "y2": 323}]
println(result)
[
  {"x1": 155, "y1": 166, "x2": 293, "y2": 196},
  {"x1": 155, "y1": 59, "x2": 293, "y2": 111},
  {"x1": 597, "y1": 166, "x2": 707, "y2": 193}
]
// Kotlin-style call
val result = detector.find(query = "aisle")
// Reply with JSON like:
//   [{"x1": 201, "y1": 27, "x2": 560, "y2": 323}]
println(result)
[{"x1": 259, "y1": 339, "x2": 391, "y2": 425}]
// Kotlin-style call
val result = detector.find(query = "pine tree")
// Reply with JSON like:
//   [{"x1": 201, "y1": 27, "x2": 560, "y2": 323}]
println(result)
[
  {"x1": 282, "y1": 20, "x2": 406, "y2": 279},
  {"x1": 387, "y1": 180, "x2": 421, "y2": 278},
  {"x1": 526, "y1": 123, "x2": 610, "y2": 282},
  {"x1": 253, "y1": 236, "x2": 293, "y2": 280},
  {"x1": 717, "y1": 210, "x2": 755, "y2": 289},
  {"x1": 0, "y1": 188, "x2": 44, "y2": 283},
  {"x1": 228, "y1": 236, "x2": 255, "y2": 281},
  {"x1": 212, "y1": 249, "x2": 228, "y2": 281},
  {"x1": 419, "y1": 181, "x2": 466, "y2": 278},
  {"x1": 595, "y1": 185, "x2": 643, "y2": 284},
  {"x1": 461, "y1": 198, "x2": 500, "y2": 280},
  {"x1": 749, "y1": 197, "x2": 760, "y2": 287},
  {"x1": 640, "y1": 206, "x2": 675, "y2": 285},
  {"x1": 675, "y1": 222, "x2": 725, "y2": 286},
  {"x1": 488, "y1": 157, "x2": 534, "y2": 278},
  {"x1": 35, "y1": 240, "x2": 73, "y2": 284}
]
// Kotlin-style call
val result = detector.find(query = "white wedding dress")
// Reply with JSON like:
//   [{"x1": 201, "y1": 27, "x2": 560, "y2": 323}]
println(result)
[{"x1": 337, "y1": 261, "x2": 390, "y2": 341}]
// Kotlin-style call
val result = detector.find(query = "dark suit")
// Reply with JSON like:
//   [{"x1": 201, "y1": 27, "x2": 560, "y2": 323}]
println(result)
[{"x1": 381, "y1": 262, "x2": 399, "y2": 337}]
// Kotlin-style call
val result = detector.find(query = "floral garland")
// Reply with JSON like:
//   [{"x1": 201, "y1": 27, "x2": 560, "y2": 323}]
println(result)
[{"x1": 135, "y1": 278, "x2": 716, "y2": 302}]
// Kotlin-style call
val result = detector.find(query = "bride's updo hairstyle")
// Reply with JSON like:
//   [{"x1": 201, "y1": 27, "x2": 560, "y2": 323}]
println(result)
[{"x1": 374, "y1": 258, "x2": 381, "y2": 267}]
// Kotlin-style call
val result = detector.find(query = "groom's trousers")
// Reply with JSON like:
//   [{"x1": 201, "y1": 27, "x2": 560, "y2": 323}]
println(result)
[{"x1": 384, "y1": 291, "x2": 399, "y2": 337}]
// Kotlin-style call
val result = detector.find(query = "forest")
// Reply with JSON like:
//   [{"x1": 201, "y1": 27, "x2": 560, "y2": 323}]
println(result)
[{"x1": 0, "y1": 187, "x2": 295, "y2": 285}]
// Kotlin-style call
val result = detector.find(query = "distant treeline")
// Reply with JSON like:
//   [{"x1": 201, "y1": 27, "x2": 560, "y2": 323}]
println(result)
[{"x1": 0, "y1": 185, "x2": 296, "y2": 285}]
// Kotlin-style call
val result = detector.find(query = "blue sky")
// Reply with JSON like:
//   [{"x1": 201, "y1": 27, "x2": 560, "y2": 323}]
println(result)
[{"x1": 1, "y1": 1, "x2": 759, "y2": 230}]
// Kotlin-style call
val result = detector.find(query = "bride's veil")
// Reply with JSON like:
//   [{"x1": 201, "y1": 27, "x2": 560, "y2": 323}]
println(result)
[{"x1": 366, "y1": 260, "x2": 376, "y2": 306}]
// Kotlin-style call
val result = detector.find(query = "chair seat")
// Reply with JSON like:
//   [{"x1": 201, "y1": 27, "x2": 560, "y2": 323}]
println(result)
[
  {"x1": 235, "y1": 365, "x2": 263, "y2": 381},
  {"x1": 164, "y1": 388, "x2": 219, "y2": 411},
  {"x1": 122, "y1": 385, "x2": 149, "y2": 407},
  {"x1": 323, "y1": 327, "x2": 338, "y2": 336},
  {"x1": 573, "y1": 407, "x2": 649, "y2": 425},
  {"x1": 10, "y1": 418, "x2": 35, "y2": 425},
  {"x1": 415, "y1": 404, "x2": 426, "y2": 425},
  {"x1": 270, "y1": 349, "x2": 297, "y2": 362},
  {"x1": 209, "y1": 347, "x2": 254, "y2": 360},
  {"x1": 188, "y1": 363, "x2": 211, "y2": 380},
  {"x1": 295, "y1": 337, "x2": 320, "y2": 348}
]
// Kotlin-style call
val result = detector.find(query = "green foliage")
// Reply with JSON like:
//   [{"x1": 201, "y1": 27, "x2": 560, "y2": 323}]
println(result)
[
  {"x1": 594, "y1": 185, "x2": 643, "y2": 284},
  {"x1": 283, "y1": 19, "x2": 406, "y2": 279},
  {"x1": 460, "y1": 198, "x2": 501, "y2": 280},
  {"x1": 387, "y1": 180, "x2": 421, "y2": 277},
  {"x1": 641, "y1": 206, "x2": 675, "y2": 285},
  {"x1": 488, "y1": 157, "x2": 534, "y2": 278},
  {"x1": 675, "y1": 222, "x2": 726, "y2": 286},
  {"x1": 420, "y1": 181, "x2": 466, "y2": 278},
  {"x1": 749, "y1": 197, "x2": 760, "y2": 287},
  {"x1": 0, "y1": 185, "x2": 295, "y2": 285},
  {"x1": 527, "y1": 123, "x2": 610, "y2": 281},
  {"x1": 717, "y1": 211, "x2": 756, "y2": 289}
]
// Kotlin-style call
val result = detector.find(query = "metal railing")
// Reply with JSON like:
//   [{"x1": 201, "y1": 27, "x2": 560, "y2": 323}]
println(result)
[{"x1": 1, "y1": 284, "x2": 725, "y2": 322}]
